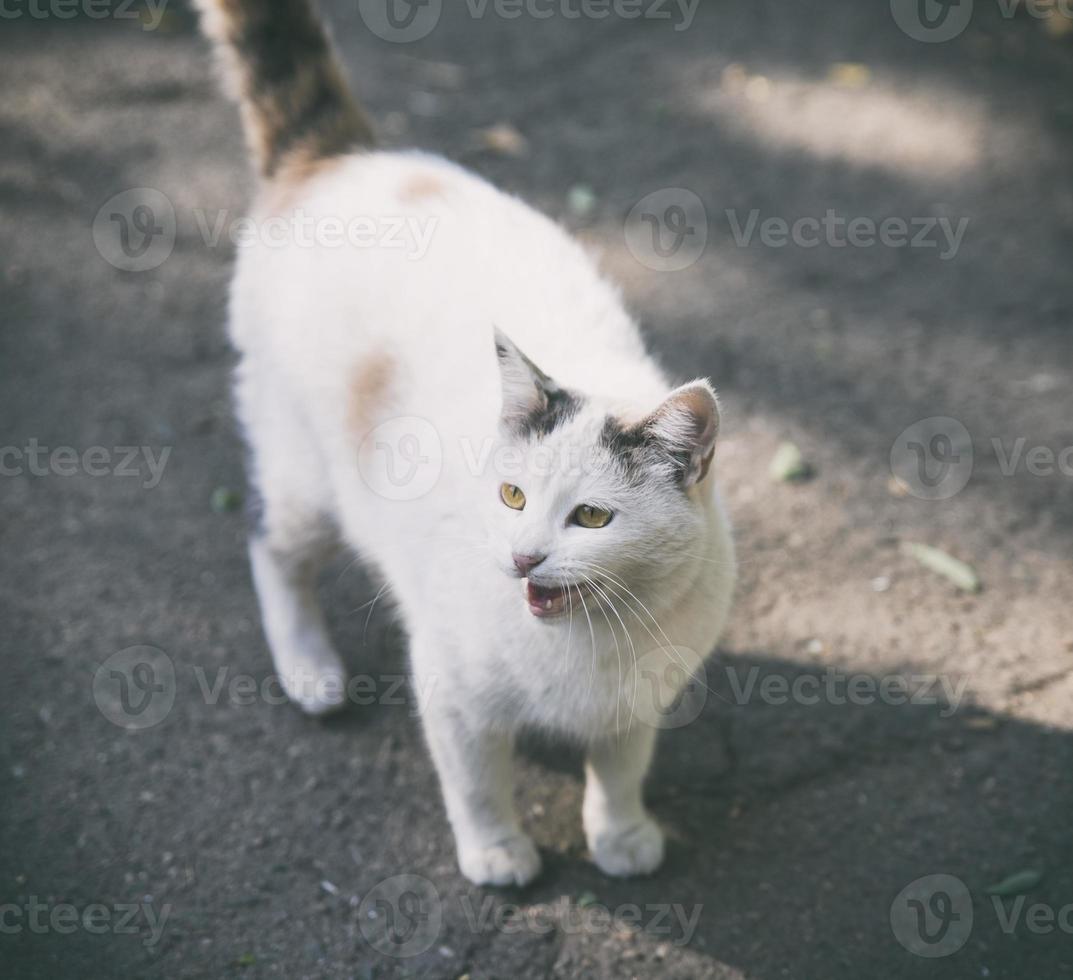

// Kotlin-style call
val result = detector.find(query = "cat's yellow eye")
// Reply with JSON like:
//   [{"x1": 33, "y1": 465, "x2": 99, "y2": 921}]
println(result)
[
  {"x1": 500, "y1": 483, "x2": 526, "y2": 511},
  {"x1": 572, "y1": 504, "x2": 613, "y2": 529}
]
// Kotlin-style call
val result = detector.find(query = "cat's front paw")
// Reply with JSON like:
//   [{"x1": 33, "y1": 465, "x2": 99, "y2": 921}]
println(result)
[
  {"x1": 458, "y1": 834, "x2": 542, "y2": 887},
  {"x1": 588, "y1": 817, "x2": 664, "y2": 877},
  {"x1": 278, "y1": 658, "x2": 348, "y2": 717}
]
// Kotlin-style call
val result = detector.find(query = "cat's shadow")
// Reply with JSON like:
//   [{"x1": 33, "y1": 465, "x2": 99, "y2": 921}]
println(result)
[
  {"x1": 316, "y1": 565, "x2": 1071, "y2": 977},
  {"x1": 519, "y1": 651, "x2": 1073, "y2": 978}
]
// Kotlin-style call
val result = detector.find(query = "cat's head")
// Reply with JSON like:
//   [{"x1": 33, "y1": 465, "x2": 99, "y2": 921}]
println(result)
[{"x1": 487, "y1": 329, "x2": 719, "y2": 619}]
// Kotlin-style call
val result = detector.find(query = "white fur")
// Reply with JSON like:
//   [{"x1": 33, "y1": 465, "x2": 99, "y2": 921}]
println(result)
[{"x1": 229, "y1": 150, "x2": 736, "y2": 884}]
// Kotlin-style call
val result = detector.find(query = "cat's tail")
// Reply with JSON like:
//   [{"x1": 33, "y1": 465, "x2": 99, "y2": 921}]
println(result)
[{"x1": 193, "y1": 0, "x2": 374, "y2": 180}]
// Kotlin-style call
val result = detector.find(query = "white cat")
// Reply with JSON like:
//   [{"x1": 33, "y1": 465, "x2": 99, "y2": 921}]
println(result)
[{"x1": 196, "y1": 0, "x2": 735, "y2": 886}]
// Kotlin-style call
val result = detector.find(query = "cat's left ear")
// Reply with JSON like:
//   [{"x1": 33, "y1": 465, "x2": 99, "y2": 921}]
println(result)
[
  {"x1": 644, "y1": 380, "x2": 720, "y2": 486},
  {"x1": 493, "y1": 328, "x2": 568, "y2": 435}
]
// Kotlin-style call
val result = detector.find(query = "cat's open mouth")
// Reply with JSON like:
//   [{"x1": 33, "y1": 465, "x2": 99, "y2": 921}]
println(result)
[{"x1": 525, "y1": 580, "x2": 572, "y2": 618}]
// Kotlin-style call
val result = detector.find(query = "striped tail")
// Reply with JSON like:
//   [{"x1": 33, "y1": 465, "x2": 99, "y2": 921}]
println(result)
[{"x1": 194, "y1": 0, "x2": 374, "y2": 179}]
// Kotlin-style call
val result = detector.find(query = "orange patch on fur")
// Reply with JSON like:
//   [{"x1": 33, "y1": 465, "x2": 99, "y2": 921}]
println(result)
[
  {"x1": 398, "y1": 172, "x2": 446, "y2": 203},
  {"x1": 348, "y1": 352, "x2": 396, "y2": 441},
  {"x1": 263, "y1": 150, "x2": 349, "y2": 212}
]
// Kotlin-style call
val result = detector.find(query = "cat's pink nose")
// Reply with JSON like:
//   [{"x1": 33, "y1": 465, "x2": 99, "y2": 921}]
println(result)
[{"x1": 513, "y1": 553, "x2": 546, "y2": 576}]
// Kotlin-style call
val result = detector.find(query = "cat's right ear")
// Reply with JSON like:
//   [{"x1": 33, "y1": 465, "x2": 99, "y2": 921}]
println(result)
[{"x1": 493, "y1": 328, "x2": 560, "y2": 435}]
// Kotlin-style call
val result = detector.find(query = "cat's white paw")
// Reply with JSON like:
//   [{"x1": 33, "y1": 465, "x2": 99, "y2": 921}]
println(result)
[
  {"x1": 278, "y1": 657, "x2": 348, "y2": 717},
  {"x1": 588, "y1": 818, "x2": 665, "y2": 877},
  {"x1": 458, "y1": 835, "x2": 542, "y2": 887}
]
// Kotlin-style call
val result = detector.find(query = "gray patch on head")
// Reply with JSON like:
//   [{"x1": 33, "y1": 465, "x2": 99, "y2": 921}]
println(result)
[
  {"x1": 518, "y1": 384, "x2": 583, "y2": 439},
  {"x1": 600, "y1": 414, "x2": 683, "y2": 486},
  {"x1": 495, "y1": 338, "x2": 583, "y2": 439}
]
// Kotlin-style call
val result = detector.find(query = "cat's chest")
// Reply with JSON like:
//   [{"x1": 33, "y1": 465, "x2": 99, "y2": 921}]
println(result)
[{"x1": 474, "y1": 624, "x2": 668, "y2": 739}]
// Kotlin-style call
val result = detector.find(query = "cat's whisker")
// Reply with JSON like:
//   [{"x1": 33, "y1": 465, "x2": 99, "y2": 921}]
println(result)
[
  {"x1": 678, "y1": 551, "x2": 744, "y2": 568},
  {"x1": 581, "y1": 573, "x2": 625, "y2": 731},
  {"x1": 577, "y1": 561, "x2": 678, "y2": 653},
  {"x1": 362, "y1": 579, "x2": 393, "y2": 645},
  {"x1": 575, "y1": 584, "x2": 598, "y2": 703},
  {"x1": 574, "y1": 561, "x2": 731, "y2": 710},
  {"x1": 560, "y1": 573, "x2": 574, "y2": 678},
  {"x1": 584, "y1": 577, "x2": 639, "y2": 736}
]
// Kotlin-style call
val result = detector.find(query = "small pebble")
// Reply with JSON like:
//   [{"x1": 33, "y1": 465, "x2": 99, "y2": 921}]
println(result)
[
  {"x1": 210, "y1": 486, "x2": 242, "y2": 513},
  {"x1": 566, "y1": 184, "x2": 597, "y2": 218},
  {"x1": 769, "y1": 442, "x2": 813, "y2": 482}
]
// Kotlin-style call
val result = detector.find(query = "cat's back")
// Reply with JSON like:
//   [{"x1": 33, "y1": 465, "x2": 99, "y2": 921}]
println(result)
[{"x1": 229, "y1": 150, "x2": 663, "y2": 410}]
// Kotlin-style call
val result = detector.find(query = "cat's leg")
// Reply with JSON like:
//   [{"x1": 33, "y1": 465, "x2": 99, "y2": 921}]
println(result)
[
  {"x1": 248, "y1": 520, "x2": 347, "y2": 717},
  {"x1": 418, "y1": 684, "x2": 540, "y2": 886},
  {"x1": 583, "y1": 725, "x2": 665, "y2": 876},
  {"x1": 237, "y1": 362, "x2": 347, "y2": 716}
]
